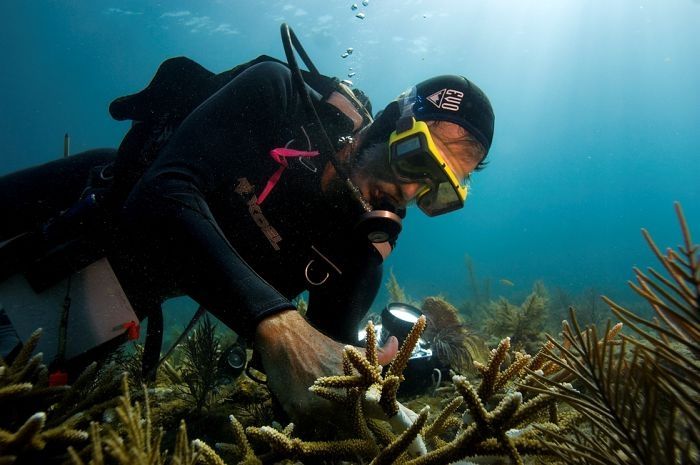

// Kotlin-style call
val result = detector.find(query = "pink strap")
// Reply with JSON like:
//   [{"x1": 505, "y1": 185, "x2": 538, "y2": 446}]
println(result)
[{"x1": 257, "y1": 148, "x2": 320, "y2": 204}]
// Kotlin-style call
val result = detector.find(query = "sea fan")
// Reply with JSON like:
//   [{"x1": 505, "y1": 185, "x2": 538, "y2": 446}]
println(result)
[{"x1": 526, "y1": 203, "x2": 700, "y2": 465}]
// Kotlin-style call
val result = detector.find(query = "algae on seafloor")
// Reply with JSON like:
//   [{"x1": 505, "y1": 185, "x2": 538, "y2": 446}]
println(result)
[{"x1": 481, "y1": 281, "x2": 549, "y2": 354}]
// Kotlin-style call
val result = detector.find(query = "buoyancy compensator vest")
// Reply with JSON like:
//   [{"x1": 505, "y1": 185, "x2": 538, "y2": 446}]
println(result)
[
  {"x1": 109, "y1": 23, "x2": 402, "y2": 244},
  {"x1": 108, "y1": 52, "x2": 373, "y2": 207}
]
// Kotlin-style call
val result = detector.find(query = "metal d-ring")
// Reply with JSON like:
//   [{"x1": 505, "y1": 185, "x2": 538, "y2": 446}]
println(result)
[
  {"x1": 99, "y1": 163, "x2": 115, "y2": 181},
  {"x1": 297, "y1": 126, "x2": 317, "y2": 173},
  {"x1": 304, "y1": 259, "x2": 329, "y2": 286}
]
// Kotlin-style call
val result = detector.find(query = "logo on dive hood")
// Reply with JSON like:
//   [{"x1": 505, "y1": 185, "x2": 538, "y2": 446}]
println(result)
[{"x1": 426, "y1": 88, "x2": 464, "y2": 112}]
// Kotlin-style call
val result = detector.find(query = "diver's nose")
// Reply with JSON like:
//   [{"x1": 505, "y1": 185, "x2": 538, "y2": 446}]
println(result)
[{"x1": 399, "y1": 182, "x2": 425, "y2": 202}]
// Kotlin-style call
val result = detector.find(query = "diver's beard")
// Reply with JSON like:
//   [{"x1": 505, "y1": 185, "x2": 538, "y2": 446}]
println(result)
[
  {"x1": 321, "y1": 142, "x2": 406, "y2": 221},
  {"x1": 352, "y1": 143, "x2": 407, "y2": 217},
  {"x1": 352, "y1": 142, "x2": 394, "y2": 183},
  {"x1": 324, "y1": 142, "x2": 393, "y2": 201}
]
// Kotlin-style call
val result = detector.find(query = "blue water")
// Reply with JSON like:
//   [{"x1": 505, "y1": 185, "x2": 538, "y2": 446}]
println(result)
[{"x1": 2, "y1": 0, "x2": 698, "y2": 316}]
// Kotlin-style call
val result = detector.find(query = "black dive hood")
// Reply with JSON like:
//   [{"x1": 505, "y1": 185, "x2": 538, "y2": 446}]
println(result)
[{"x1": 359, "y1": 74, "x2": 495, "y2": 158}]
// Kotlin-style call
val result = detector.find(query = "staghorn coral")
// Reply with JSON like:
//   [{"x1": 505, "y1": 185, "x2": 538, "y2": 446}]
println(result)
[
  {"x1": 421, "y1": 396, "x2": 463, "y2": 449},
  {"x1": 3, "y1": 317, "x2": 568, "y2": 464},
  {"x1": 233, "y1": 317, "x2": 429, "y2": 462},
  {"x1": 0, "y1": 412, "x2": 88, "y2": 459},
  {"x1": 523, "y1": 202, "x2": 699, "y2": 465},
  {"x1": 0, "y1": 330, "x2": 70, "y2": 423},
  {"x1": 214, "y1": 415, "x2": 261, "y2": 465},
  {"x1": 246, "y1": 425, "x2": 377, "y2": 461},
  {"x1": 420, "y1": 296, "x2": 490, "y2": 374},
  {"x1": 48, "y1": 362, "x2": 125, "y2": 429},
  {"x1": 403, "y1": 376, "x2": 555, "y2": 465},
  {"x1": 68, "y1": 375, "x2": 226, "y2": 465},
  {"x1": 0, "y1": 330, "x2": 126, "y2": 464},
  {"x1": 474, "y1": 337, "x2": 531, "y2": 404},
  {"x1": 396, "y1": 332, "x2": 581, "y2": 465},
  {"x1": 238, "y1": 318, "x2": 562, "y2": 465}
]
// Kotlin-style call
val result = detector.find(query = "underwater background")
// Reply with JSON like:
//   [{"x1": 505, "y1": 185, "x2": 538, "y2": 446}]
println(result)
[
  {"x1": 2, "y1": 2, "x2": 700, "y2": 464},
  {"x1": 1, "y1": 0, "x2": 698, "y2": 318}
]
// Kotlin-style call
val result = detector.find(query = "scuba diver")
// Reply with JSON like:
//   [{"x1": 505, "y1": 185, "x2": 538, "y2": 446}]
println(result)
[{"x1": 0, "y1": 25, "x2": 494, "y2": 431}]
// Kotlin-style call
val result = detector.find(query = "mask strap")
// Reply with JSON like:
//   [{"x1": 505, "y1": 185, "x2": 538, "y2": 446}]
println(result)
[{"x1": 397, "y1": 86, "x2": 418, "y2": 119}]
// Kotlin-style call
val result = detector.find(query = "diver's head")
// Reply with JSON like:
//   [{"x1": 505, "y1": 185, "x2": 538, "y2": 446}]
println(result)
[
  {"x1": 408, "y1": 74, "x2": 494, "y2": 155},
  {"x1": 354, "y1": 74, "x2": 495, "y2": 217}
]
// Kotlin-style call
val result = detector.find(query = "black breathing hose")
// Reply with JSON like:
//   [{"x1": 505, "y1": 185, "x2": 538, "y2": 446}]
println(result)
[{"x1": 279, "y1": 23, "x2": 373, "y2": 214}]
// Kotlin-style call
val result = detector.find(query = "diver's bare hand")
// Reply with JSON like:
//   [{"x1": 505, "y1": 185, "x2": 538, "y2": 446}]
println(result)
[{"x1": 254, "y1": 309, "x2": 398, "y2": 434}]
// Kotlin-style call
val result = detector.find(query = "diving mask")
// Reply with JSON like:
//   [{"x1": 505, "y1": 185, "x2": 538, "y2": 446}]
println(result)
[{"x1": 388, "y1": 116, "x2": 467, "y2": 217}]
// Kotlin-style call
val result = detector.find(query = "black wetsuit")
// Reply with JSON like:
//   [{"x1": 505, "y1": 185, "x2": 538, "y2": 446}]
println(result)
[{"x1": 0, "y1": 61, "x2": 388, "y2": 345}]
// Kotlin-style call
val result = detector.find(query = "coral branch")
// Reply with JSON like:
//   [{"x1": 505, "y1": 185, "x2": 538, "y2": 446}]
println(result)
[
  {"x1": 370, "y1": 406, "x2": 429, "y2": 465},
  {"x1": 387, "y1": 315, "x2": 427, "y2": 380}
]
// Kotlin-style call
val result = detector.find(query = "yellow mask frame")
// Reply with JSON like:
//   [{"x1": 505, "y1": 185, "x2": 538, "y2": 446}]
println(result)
[{"x1": 388, "y1": 117, "x2": 468, "y2": 216}]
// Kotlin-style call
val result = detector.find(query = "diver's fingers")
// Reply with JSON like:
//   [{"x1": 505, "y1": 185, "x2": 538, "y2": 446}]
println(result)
[{"x1": 377, "y1": 335, "x2": 399, "y2": 365}]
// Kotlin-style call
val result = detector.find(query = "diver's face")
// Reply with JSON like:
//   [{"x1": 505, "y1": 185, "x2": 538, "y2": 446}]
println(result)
[
  {"x1": 353, "y1": 121, "x2": 483, "y2": 212},
  {"x1": 351, "y1": 142, "x2": 402, "y2": 210}
]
